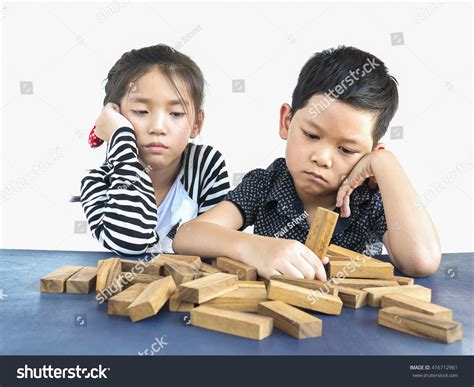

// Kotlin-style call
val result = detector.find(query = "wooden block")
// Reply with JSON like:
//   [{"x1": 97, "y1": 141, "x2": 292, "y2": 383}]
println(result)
[
  {"x1": 163, "y1": 261, "x2": 202, "y2": 285},
  {"x1": 178, "y1": 273, "x2": 238, "y2": 304},
  {"x1": 329, "y1": 278, "x2": 400, "y2": 290},
  {"x1": 327, "y1": 244, "x2": 377, "y2": 262},
  {"x1": 203, "y1": 285, "x2": 268, "y2": 312},
  {"x1": 216, "y1": 257, "x2": 257, "y2": 281},
  {"x1": 335, "y1": 286, "x2": 367, "y2": 308},
  {"x1": 152, "y1": 254, "x2": 202, "y2": 269},
  {"x1": 127, "y1": 277, "x2": 177, "y2": 322},
  {"x1": 381, "y1": 294, "x2": 452, "y2": 320},
  {"x1": 120, "y1": 258, "x2": 162, "y2": 275},
  {"x1": 200, "y1": 262, "x2": 222, "y2": 274},
  {"x1": 267, "y1": 280, "x2": 342, "y2": 315},
  {"x1": 305, "y1": 207, "x2": 339, "y2": 261},
  {"x1": 108, "y1": 283, "x2": 148, "y2": 316},
  {"x1": 392, "y1": 275, "x2": 414, "y2": 286},
  {"x1": 96, "y1": 258, "x2": 122, "y2": 300},
  {"x1": 66, "y1": 266, "x2": 97, "y2": 294},
  {"x1": 378, "y1": 307, "x2": 463, "y2": 344},
  {"x1": 128, "y1": 273, "x2": 163, "y2": 285},
  {"x1": 258, "y1": 300, "x2": 322, "y2": 339},
  {"x1": 237, "y1": 281, "x2": 266, "y2": 289},
  {"x1": 365, "y1": 285, "x2": 431, "y2": 307},
  {"x1": 270, "y1": 275, "x2": 338, "y2": 296},
  {"x1": 169, "y1": 289, "x2": 195, "y2": 312},
  {"x1": 40, "y1": 266, "x2": 83, "y2": 293},
  {"x1": 328, "y1": 260, "x2": 394, "y2": 279},
  {"x1": 190, "y1": 305, "x2": 273, "y2": 340}
]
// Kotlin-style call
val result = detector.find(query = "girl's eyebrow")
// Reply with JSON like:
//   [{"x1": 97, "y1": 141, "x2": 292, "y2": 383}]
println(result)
[
  {"x1": 128, "y1": 96, "x2": 188, "y2": 107},
  {"x1": 129, "y1": 96, "x2": 151, "y2": 104}
]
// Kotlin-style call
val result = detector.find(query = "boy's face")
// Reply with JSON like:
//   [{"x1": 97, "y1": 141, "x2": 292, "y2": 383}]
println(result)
[
  {"x1": 119, "y1": 66, "x2": 203, "y2": 170},
  {"x1": 280, "y1": 94, "x2": 377, "y2": 200}
]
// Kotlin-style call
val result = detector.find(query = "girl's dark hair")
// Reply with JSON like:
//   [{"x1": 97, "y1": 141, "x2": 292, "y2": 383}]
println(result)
[
  {"x1": 104, "y1": 43, "x2": 205, "y2": 117},
  {"x1": 70, "y1": 44, "x2": 205, "y2": 203},
  {"x1": 291, "y1": 46, "x2": 399, "y2": 143}
]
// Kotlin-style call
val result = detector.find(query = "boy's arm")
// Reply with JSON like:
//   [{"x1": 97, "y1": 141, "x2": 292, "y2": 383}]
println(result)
[
  {"x1": 173, "y1": 200, "x2": 328, "y2": 280},
  {"x1": 374, "y1": 150, "x2": 441, "y2": 276},
  {"x1": 338, "y1": 149, "x2": 441, "y2": 276}
]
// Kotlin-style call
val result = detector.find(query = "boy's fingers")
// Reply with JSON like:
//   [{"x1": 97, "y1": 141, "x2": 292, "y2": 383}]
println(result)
[
  {"x1": 343, "y1": 194, "x2": 351, "y2": 218},
  {"x1": 280, "y1": 263, "x2": 305, "y2": 279},
  {"x1": 322, "y1": 256, "x2": 329, "y2": 265},
  {"x1": 301, "y1": 249, "x2": 327, "y2": 280},
  {"x1": 290, "y1": 257, "x2": 315, "y2": 280}
]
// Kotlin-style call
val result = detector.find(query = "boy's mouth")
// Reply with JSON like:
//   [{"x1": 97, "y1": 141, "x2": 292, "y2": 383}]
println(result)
[{"x1": 305, "y1": 171, "x2": 328, "y2": 183}]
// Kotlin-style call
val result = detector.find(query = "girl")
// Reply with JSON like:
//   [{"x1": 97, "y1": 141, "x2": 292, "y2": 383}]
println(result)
[{"x1": 79, "y1": 44, "x2": 230, "y2": 255}]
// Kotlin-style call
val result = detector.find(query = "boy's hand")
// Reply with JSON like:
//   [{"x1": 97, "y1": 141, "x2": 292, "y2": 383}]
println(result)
[
  {"x1": 246, "y1": 237, "x2": 329, "y2": 280},
  {"x1": 336, "y1": 147, "x2": 386, "y2": 218},
  {"x1": 94, "y1": 102, "x2": 133, "y2": 142}
]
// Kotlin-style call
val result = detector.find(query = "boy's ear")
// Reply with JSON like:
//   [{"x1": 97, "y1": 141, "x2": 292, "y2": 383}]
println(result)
[
  {"x1": 372, "y1": 142, "x2": 386, "y2": 151},
  {"x1": 190, "y1": 110, "x2": 205, "y2": 139},
  {"x1": 279, "y1": 103, "x2": 292, "y2": 140}
]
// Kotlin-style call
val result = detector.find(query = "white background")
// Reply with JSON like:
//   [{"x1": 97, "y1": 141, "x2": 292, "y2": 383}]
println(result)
[{"x1": 0, "y1": 1, "x2": 472, "y2": 253}]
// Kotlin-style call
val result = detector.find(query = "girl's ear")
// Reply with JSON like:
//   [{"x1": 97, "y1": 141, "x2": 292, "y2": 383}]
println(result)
[
  {"x1": 279, "y1": 103, "x2": 292, "y2": 140},
  {"x1": 190, "y1": 110, "x2": 205, "y2": 139}
]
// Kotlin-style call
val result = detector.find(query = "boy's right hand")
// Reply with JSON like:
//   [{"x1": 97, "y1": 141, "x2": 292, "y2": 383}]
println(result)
[
  {"x1": 244, "y1": 237, "x2": 329, "y2": 281},
  {"x1": 94, "y1": 102, "x2": 133, "y2": 143}
]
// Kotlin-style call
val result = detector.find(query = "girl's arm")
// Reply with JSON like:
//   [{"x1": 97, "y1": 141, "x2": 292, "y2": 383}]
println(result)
[{"x1": 80, "y1": 126, "x2": 159, "y2": 255}]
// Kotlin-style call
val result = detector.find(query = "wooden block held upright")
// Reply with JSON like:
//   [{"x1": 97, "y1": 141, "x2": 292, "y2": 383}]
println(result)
[
  {"x1": 305, "y1": 207, "x2": 339, "y2": 261},
  {"x1": 108, "y1": 283, "x2": 148, "y2": 316},
  {"x1": 190, "y1": 305, "x2": 273, "y2": 340},
  {"x1": 127, "y1": 277, "x2": 177, "y2": 322},
  {"x1": 365, "y1": 285, "x2": 431, "y2": 307},
  {"x1": 216, "y1": 257, "x2": 257, "y2": 281},
  {"x1": 258, "y1": 300, "x2": 322, "y2": 339},
  {"x1": 40, "y1": 266, "x2": 83, "y2": 293},
  {"x1": 267, "y1": 280, "x2": 342, "y2": 315},
  {"x1": 178, "y1": 273, "x2": 238, "y2": 304},
  {"x1": 381, "y1": 293, "x2": 452, "y2": 320},
  {"x1": 378, "y1": 306, "x2": 463, "y2": 344},
  {"x1": 66, "y1": 266, "x2": 98, "y2": 294}
]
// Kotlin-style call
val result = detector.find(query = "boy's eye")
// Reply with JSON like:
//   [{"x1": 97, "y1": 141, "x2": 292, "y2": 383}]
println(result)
[
  {"x1": 303, "y1": 130, "x2": 319, "y2": 140},
  {"x1": 131, "y1": 110, "x2": 148, "y2": 115},
  {"x1": 170, "y1": 112, "x2": 186, "y2": 118},
  {"x1": 339, "y1": 147, "x2": 356, "y2": 155}
]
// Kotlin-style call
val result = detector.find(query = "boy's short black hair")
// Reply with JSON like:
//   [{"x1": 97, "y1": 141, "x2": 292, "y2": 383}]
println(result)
[{"x1": 291, "y1": 46, "x2": 399, "y2": 143}]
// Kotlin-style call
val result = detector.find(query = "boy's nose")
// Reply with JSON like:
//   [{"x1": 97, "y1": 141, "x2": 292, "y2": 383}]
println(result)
[{"x1": 311, "y1": 148, "x2": 332, "y2": 168}]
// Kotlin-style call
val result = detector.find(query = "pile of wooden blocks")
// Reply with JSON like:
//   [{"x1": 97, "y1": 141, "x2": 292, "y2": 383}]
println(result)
[{"x1": 40, "y1": 208, "x2": 463, "y2": 344}]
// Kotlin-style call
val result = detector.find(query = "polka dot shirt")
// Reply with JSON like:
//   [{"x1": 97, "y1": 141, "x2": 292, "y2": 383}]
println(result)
[{"x1": 226, "y1": 158, "x2": 388, "y2": 256}]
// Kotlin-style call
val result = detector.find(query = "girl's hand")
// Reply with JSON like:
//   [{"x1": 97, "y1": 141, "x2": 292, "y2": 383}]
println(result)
[
  {"x1": 94, "y1": 102, "x2": 133, "y2": 142},
  {"x1": 244, "y1": 237, "x2": 329, "y2": 280}
]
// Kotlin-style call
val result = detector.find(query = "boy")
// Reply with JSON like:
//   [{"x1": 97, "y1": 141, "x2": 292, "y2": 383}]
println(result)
[{"x1": 173, "y1": 46, "x2": 441, "y2": 280}]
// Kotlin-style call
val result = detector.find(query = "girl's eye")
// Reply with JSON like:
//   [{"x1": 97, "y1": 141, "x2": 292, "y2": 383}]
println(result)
[
  {"x1": 132, "y1": 110, "x2": 148, "y2": 115},
  {"x1": 170, "y1": 112, "x2": 186, "y2": 118},
  {"x1": 303, "y1": 130, "x2": 319, "y2": 140},
  {"x1": 339, "y1": 147, "x2": 356, "y2": 155}
]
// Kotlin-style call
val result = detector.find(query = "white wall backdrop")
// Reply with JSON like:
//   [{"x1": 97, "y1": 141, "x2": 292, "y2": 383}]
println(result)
[{"x1": 0, "y1": 1, "x2": 472, "y2": 253}]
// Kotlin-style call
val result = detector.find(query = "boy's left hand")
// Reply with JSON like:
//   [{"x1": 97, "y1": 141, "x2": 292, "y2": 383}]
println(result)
[{"x1": 336, "y1": 146, "x2": 385, "y2": 218}]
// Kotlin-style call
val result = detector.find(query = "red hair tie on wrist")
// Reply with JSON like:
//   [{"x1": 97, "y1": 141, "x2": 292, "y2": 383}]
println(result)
[{"x1": 88, "y1": 125, "x2": 104, "y2": 148}]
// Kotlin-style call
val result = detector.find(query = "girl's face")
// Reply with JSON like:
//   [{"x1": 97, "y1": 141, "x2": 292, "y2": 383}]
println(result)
[
  {"x1": 119, "y1": 67, "x2": 203, "y2": 171},
  {"x1": 279, "y1": 94, "x2": 376, "y2": 198}
]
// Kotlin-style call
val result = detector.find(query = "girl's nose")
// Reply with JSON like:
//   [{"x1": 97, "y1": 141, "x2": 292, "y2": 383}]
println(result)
[{"x1": 148, "y1": 113, "x2": 166, "y2": 135}]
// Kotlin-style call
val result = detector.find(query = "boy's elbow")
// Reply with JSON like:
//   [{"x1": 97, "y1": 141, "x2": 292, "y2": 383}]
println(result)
[{"x1": 405, "y1": 244, "x2": 442, "y2": 277}]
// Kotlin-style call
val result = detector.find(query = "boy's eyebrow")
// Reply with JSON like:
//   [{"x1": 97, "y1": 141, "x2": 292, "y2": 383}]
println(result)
[{"x1": 303, "y1": 119, "x2": 363, "y2": 145}]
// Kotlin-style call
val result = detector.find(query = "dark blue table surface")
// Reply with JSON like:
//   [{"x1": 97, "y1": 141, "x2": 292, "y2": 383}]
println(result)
[{"x1": 0, "y1": 249, "x2": 472, "y2": 355}]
